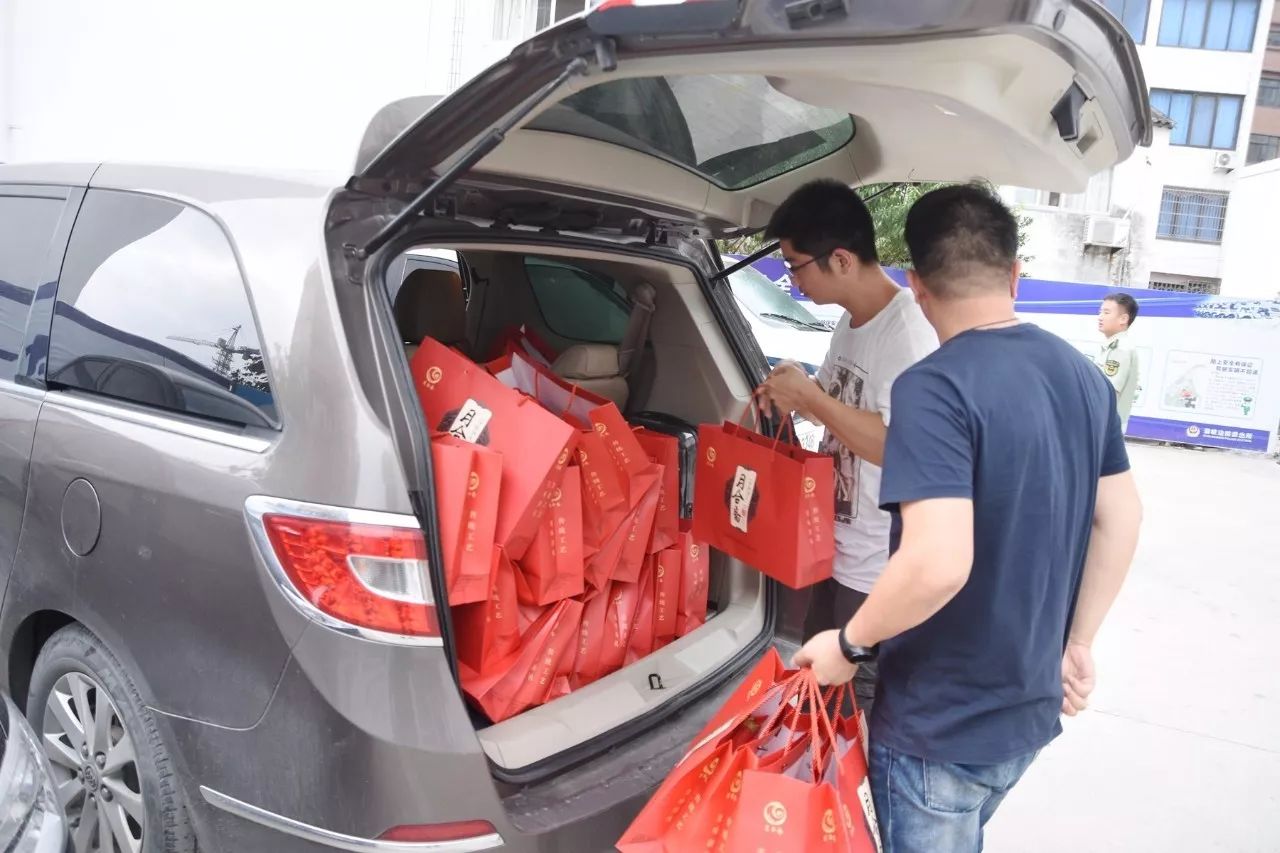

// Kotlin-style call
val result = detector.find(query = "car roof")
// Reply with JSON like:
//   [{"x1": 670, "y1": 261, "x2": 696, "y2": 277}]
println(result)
[{"x1": 0, "y1": 162, "x2": 337, "y2": 204}]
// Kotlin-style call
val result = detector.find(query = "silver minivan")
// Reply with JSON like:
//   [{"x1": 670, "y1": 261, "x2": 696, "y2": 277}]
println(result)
[{"x1": 0, "y1": 2, "x2": 1149, "y2": 851}]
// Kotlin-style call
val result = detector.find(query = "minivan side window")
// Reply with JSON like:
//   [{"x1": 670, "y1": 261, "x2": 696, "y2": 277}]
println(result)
[
  {"x1": 0, "y1": 195, "x2": 64, "y2": 381},
  {"x1": 47, "y1": 190, "x2": 277, "y2": 428},
  {"x1": 525, "y1": 258, "x2": 630, "y2": 344}
]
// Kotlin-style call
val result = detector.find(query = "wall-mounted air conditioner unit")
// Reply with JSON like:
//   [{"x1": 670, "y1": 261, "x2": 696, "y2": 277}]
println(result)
[
  {"x1": 1212, "y1": 150, "x2": 1239, "y2": 171},
  {"x1": 1084, "y1": 215, "x2": 1130, "y2": 249}
]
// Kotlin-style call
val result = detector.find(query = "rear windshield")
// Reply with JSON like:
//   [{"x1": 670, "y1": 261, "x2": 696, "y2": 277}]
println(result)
[{"x1": 527, "y1": 74, "x2": 854, "y2": 190}]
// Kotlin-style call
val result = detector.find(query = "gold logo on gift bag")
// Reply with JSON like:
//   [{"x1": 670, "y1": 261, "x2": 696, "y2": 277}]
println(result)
[
  {"x1": 595, "y1": 422, "x2": 608, "y2": 435},
  {"x1": 468, "y1": 472, "x2": 480, "y2": 495},
  {"x1": 578, "y1": 450, "x2": 589, "y2": 465},
  {"x1": 424, "y1": 366, "x2": 443, "y2": 389},
  {"x1": 690, "y1": 544, "x2": 701, "y2": 560},
  {"x1": 804, "y1": 476, "x2": 817, "y2": 496},
  {"x1": 551, "y1": 488, "x2": 563, "y2": 505},
  {"x1": 706, "y1": 447, "x2": 717, "y2": 464},
  {"x1": 764, "y1": 802, "x2": 788, "y2": 830},
  {"x1": 558, "y1": 448, "x2": 570, "y2": 467},
  {"x1": 729, "y1": 771, "x2": 743, "y2": 797},
  {"x1": 656, "y1": 563, "x2": 665, "y2": 579},
  {"x1": 747, "y1": 678, "x2": 763, "y2": 699},
  {"x1": 822, "y1": 809, "x2": 837, "y2": 835}
]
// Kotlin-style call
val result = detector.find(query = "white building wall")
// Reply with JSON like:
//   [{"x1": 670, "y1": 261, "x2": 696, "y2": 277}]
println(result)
[
  {"x1": 1010, "y1": 0, "x2": 1274, "y2": 291},
  {"x1": 0, "y1": 0, "x2": 539, "y2": 174},
  {"x1": 1220, "y1": 157, "x2": 1280, "y2": 297}
]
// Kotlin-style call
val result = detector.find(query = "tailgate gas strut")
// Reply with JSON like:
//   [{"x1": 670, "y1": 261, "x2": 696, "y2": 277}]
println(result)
[
  {"x1": 353, "y1": 55, "x2": 593, "y2": 260},
  {"x1": 709, "y1": 182, "x2": 905, "y2": 283}
]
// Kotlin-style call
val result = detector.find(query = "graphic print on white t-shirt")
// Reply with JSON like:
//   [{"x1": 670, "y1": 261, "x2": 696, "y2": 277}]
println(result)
[
  {"x1": 814, "y1": 288, "x2": 939, "y2": 592},
  {"x1": 820, "y1": 364, "x2": 867, "y2": 523}
]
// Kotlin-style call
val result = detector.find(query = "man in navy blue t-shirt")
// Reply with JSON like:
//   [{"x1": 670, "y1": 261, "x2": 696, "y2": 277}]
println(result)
[{"x1": 796, "y1": 185, "x2": 1143, "y2": 852}]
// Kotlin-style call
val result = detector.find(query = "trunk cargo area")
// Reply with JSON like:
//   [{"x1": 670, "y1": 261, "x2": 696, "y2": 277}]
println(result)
[{"x1": 385, "y1": 238, "x2": 772, "y2": 772}]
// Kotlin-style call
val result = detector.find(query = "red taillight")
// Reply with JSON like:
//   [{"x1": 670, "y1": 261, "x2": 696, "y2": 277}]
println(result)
[
  {"x1": 378, "y1": 820, "x2": 498, "y2": 842},
  {"x1": 261, "y1": 513, "x2": 439, "y2": 637}
]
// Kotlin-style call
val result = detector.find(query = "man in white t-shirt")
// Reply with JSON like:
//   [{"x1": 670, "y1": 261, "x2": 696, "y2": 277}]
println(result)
[{"x1": 758, "y1": 179, "x2": 938, "y2": 712}]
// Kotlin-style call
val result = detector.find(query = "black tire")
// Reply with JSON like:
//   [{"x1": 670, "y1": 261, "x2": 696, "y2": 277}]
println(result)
[{"x1": 27, "y1": 623, "x2": 196, "y2": 853}]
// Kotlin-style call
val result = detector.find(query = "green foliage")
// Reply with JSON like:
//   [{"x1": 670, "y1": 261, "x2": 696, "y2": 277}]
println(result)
[{"x1": 716, "y1": 182, "x2": 1035, "y2": 274}]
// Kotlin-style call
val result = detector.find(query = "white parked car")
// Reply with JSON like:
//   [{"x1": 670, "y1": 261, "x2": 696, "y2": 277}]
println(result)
[{"x1": 727, "y1": 264, "x2": 834, "y2": 451}]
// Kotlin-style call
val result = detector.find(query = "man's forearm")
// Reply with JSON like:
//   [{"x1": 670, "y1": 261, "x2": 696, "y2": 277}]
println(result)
[
  {"x1": 1070, "y1": 517, "x2": 1141, "y2": 645},
  {"x1": 1069, "y1": 501, "x2": 1142, "y2": 646},
  {"x1": 808, "y1": 392, "x2": 887, "y2": 466},
  {"x1": 843, "y1": 499, "x2": 974, "y2": 647}
]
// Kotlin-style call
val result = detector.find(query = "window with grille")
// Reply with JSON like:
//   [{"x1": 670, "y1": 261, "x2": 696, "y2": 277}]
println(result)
[
  {"x1": 1099, "y1": 0, "x2": 1152, "y2": 41},
  {"x1": 1248, "y1": 133, "x2": 1280, "y2": 164},
  {"x1": 1270, "y1": 24, "x2": 1280, "y2": 47},
  {"x1": 1148, "y1": 276, "x2": 1222, "y2": 294},
  {"x1": 1259, "y1": 74, "x2": 1280, "y2": 108},
  {"x1": 1149, "y1": 89, "x2": 1243, "y2": 149},
  {"x1": 1157, "y1": 0, "x2": 1259, "y2": 51},
  {"x1": 1157, "y1": 188, "x2": 1229, "y2": 243}
]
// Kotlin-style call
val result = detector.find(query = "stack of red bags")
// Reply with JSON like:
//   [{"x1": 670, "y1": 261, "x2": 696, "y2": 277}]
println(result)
[
  {"x1": 618, "y1": 649, "x2": 881, "y2": 852},
  {"x1": 411, "y1": 335, "x2": 711, "y2": 723}
]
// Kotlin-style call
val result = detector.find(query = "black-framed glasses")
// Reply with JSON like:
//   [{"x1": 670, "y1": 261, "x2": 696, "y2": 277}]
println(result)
[{"x1": 782, "y1": 249, "x2": 834, "y2": 273}]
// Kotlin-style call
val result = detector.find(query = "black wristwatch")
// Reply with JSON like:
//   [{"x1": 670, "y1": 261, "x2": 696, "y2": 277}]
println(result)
[{"x1": 838, "y1": 629, "x2": 878, "y2": 664}]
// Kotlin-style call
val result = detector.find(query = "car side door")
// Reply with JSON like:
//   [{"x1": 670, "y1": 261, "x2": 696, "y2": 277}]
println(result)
[{"x1": 0, "y1": 185, "x2": 82, "y2": 608}]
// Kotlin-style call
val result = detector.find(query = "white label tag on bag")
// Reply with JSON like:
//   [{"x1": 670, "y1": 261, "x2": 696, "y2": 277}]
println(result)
[
  {"x1": 859, "y1": 777, "x2": 882, "y2": 852},
  {"x1": 729, "y1": 466, "x2": 757, "y2": 533},
  {"x1": 448, "y1": 399, "x2": 492, "y2": 444}
]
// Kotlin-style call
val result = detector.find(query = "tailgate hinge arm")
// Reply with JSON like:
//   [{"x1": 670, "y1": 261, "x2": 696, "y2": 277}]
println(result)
[{"x1": 355, "y1": 55, "x2": 591, "y2": 260}]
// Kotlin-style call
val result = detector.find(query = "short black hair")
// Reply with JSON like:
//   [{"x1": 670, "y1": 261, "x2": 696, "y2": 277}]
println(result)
[
  {"x1": 1105, "y1": 293, "x2": 1139, "y2": 327},
  {"x1": 765, "y1": 179, "x2": 878, "y2": 266},
  {"x1": 904, "y1": 183, "x2": 1019, "y2": 296}
]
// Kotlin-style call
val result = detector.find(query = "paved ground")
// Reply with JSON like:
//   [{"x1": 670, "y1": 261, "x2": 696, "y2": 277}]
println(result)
[{"x1": 986, "y1": 442, "x2": 1280, "y2": 853}]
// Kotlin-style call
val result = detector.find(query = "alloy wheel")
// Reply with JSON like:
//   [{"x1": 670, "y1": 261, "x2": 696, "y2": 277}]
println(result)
[{"x1": 40, "y1": 671, "x2": 145, "y2": 853}]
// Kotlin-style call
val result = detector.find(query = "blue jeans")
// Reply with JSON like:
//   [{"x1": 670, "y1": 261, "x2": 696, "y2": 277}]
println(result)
[{"x1": 868, "y1": 740, "x2": 1038, "y2": 853}]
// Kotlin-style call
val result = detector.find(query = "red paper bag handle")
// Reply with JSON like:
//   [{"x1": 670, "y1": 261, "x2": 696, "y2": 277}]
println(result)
[{"x1": 736, "y1": 396, "x2": 800, "y2": 452}]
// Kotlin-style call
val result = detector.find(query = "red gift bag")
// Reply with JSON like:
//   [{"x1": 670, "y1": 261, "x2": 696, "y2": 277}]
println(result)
[
  {"x1": 570, "y1": 583, "x2": 613, "y2": 688},
  {"x1": 429, "y1": 434, "x2": 501, "y2": 606},
  {"x1": 585, "y1": 509, "x2": 629, "y2": 589},
  {"x1": 687, "y1": 647, "x2": 793, "y2": 753},
  {"x1": 619, "y1": 670, "x2": 812, "y2": 852},
  {"x1": 453, "y1": 550, "x2": 521, "y2": 673},
  {"x1": 635, "y1": 428, "x2": 681, "y2": 554},
  {"x1": 494, "y1": 347, "x2": 649, "y2": 496},
  {"x1": 622, "y1": 671, "x2": 881, "y2": 853},
  {"x1": 599, "y1": 578, "x2": 642, "y2": 674},
  {"x1": 485, "y1": 324, "x2": 558, "y2": 367},
  {"x1": 574, "y1": 425, "x2": 631, "y2": 553},
  {"x1": 461, "y1": 597, "x2": 584, "y2": 723},
  {"x1": 626, "y1": 557, "x2": 657, "y2": 665},
  {"x1": 412, "y1": 338, "x2": 576, "y2": 560},
  {"x1": 584, "y1": 466, "x2": 661, "y2": 587},
  {"x1": 726, "y1": 683, "x2": 880, "y2": 853},
  {"x1": 693, "y1": 407, "x2": 835, "y2": 588},
  {"x1": 515, "y1": 468, "x2": 585, "y2": 606},
  {"x1": 675, "y1": 530, "x2": 709, "y2": 637},
  {"x1": 617, "y1": 739, "x2": 759, "y2": 853},
  {"x1": 615, "y1": 468, "x2": 662, "y2": 583},
  {"x1": 652, "y1": 545, "x2": 681, "y2": 648}
]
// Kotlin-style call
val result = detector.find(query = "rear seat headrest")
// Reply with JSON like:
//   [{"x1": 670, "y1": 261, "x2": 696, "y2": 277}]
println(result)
[
  {"x1": 395, "y1": 269, "x2": 466, "y2": 349},
  {"x1": 552, "y1": 344, "x2": 621, "y2": 380}
]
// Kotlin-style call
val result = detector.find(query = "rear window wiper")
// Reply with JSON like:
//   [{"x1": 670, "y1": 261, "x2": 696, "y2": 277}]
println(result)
[{"x1": 759, "y1": 312, "x2": 828, "y2": 332}]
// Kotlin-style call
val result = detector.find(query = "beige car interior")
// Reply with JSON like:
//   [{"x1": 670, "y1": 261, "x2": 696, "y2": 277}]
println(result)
[
  {"x1": 444, "y1": 37, "x2": 1120, "y2": 232},
  {"x1": 391, "y1": 242, "x2": 763, "y2": 768}
]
